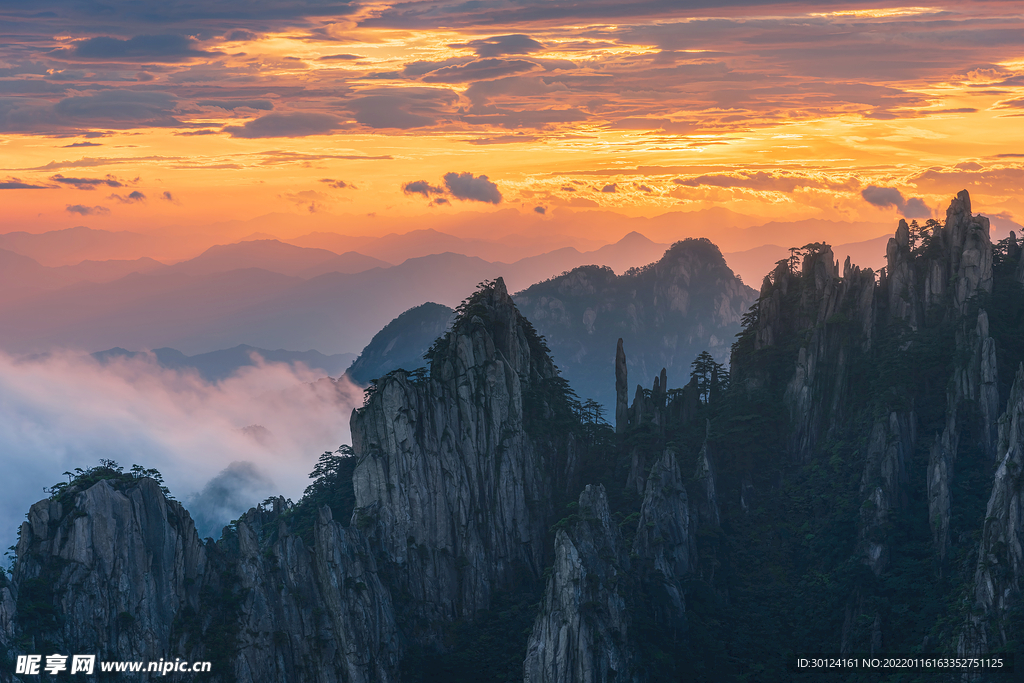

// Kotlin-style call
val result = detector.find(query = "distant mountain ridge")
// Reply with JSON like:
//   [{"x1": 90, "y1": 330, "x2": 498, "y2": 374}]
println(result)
[
  {"x1": 516, "y1": 238, "x2": 757, "y2": 408},
  {"x1": 0, "y1": 233, "x2": 674, "y2": 356},
  {"x1": 337, "y1": 238, "x2": 757, "y2": 410},
  {"x1": 169, "y1": 239, "x2": 389, "y2": 278},
  {"x1": 345, "y1": 303, "x2": 453, "y2": 384}
]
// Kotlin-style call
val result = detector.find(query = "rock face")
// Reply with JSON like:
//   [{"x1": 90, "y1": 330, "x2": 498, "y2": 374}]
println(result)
[
  {"x1": 525, "y1": 443, "x2": 696, "y2": 683},
  {"x1": 0, "y1": 479, "x2": 400, "y2": 683},
  {"x1": 1, "y1": 278, "x2": 579, "y2": 683},
  {"x1": 961, "y1": 364, "x2": 1024, "y2": 657},
  {"x1": 6, "y1": 479, "x2": 208, "y2": 667},
  {"x1": 742, "y1": 243, "x2": 877, "y2": 461},
  {"x1": 859, "y1": 412, "x2": 913, "y2": 576},
  {"x1": 928, "y1": 309, "x2": 999, "y2": 563},
  {"x1": 350, "y1": 277, "x2": 572, "y2": 626},
  {"x1": 632, "y1": 450, "x2": 689, "y2": 624},
  {"x1": 515, "y1": 238, "x2": 756, "y2": 409},
  {"x1": 730, "y1": 191, "x2": 1015, "y2": 655},
  {"x1": 524, "y1": 485, "x2": 636, "y2": 683}
]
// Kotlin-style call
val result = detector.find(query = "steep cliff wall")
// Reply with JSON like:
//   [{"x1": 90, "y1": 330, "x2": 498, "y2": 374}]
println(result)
[
  {"x1": 350, "y1": 278, "x2": 573, "y2": 626},
  {"x1": 523, "y1": 485, "x2": 636, "y2": 683},
  {"x1": 961, "y1": 364, "x2": 1024, "y2": 658},
  {"x1": 0, "y1": 473, "x2": 400, "y2": 683}
]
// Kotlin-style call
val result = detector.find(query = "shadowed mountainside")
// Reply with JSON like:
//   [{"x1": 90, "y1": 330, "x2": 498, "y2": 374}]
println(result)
[{"x1": 515, "y1": 238, "x2": 756, "y2": 408}]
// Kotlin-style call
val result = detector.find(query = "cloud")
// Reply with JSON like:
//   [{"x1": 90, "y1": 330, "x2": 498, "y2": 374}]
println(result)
[
  {"x1": 860, "y1": 186, "x2": 906, "y2": 208},
  {"x1": 0, "y1": 350, "x2": 362, "y2": 555},
  {"x1": 319, "y1": 54, "x2": 362, "y2": 61},
  {"x1": 398, "y1": 57, "x2": 472, "y2": 78},
  {"x1": 161, "y1": 190, "x2": 179, "y2": 203},
  {"x1": 611, "y1": 118, "x2": 695, "y2": 134},
  {"x1": 452, "y1": 34, "x2": 544, "y2": 58},
  {"x1": 109, "y1": 190, "x2": 146, "y2": 203},
  {"x1": 347, "y1": 89, "x2": 458, "y2": 129},
  {"x1": 907, "y1": 165, "x2": 1024, "y2": 196},
  {"x1": 861, "y1": 185, "x2": 931, "y2": 218},
  {"x1": 56, "y1": 35, "x2": 221, "y2": 62},
  {"x1": 443, "y1": 172, "x2": 502, "y2": 204},
  {"x1": 65, "y1": 204, "x2": 110, "y2": 215},
  {"x1": 223, "y1": 112, "x2": 342, "y2": 138},
  {"x1": 402, "y1": 180, "x2": 445, "y2": 197},
  {"x1": 320, "y1": 178, "x2": 354, "y2": 189},
  {"x1": 50, "y1": 173, "x2": 125, "y2": 189},
  {"x1": 61, "y1": 141, "x2": 103, "y2": 148},
  {"x1": 225, "y1": 30, "x2": 260, "y2": 42},
  {"x1": 421, "y1": 58, "x2": 540, "y2": 83},
  {"x1": 672, "y1": 171, "x2": 858, "y2": 193},
  {"x1": 534, "y1": 205, "x2": 546, "y2": 214},
  {"x1": 187, "y1": 461, "x2": 275, "y2": 538},
  {"x1": 0, "y1": 177, "x2": 52, "y2": 189},
  {"x1": 254, "y1": 150, "x2": 391, "y2": 165},
  {"x1": 463, "y1": 134, "x2": 540, "y2": 145},
  {"x1": 2, "y1": 92, "x2": 181, "y2": 133},
  {"x1": 4, "y1": 0, "x2": 359, "y2": 29},
  {"x1": 994, "y1": 97, "x2": 1024, "y2": 109},
  {"x1": 601, "y1": 183, "x2": 618, "y2": 193},
  {"x1": 197, "y1": 99, "x2": 274, "y2": 111},
  {"x1": 54, "y1": 90, "x2": 181, "y2": 127},
  {"x1": 13, "y1": 156, "x2": 178, "y2": 171},
  {"x1": 433, "y1": 197, "x2": 449, "y2": 205}
]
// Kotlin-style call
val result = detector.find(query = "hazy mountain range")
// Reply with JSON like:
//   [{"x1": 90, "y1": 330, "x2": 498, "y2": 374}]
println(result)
[
  {"x1": 4, "y1": 209, "x2": 1017, "y2": 362},
  {"x1": 0, "y1": 233, "x2": 670, "y2": 355}
]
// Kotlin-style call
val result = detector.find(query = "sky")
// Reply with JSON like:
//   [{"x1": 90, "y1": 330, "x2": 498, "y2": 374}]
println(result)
[{"x1": 2, "y1": 0, "x2": 1024, "y2": 243}]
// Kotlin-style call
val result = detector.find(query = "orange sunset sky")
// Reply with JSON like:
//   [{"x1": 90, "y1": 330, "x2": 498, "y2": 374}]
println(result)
[{"x1": 2, "y1": 0, "x2": 1024, "y2": 253}]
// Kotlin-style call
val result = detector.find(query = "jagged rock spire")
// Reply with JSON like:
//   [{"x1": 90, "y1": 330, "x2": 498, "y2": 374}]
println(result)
[{"x1": 615, "y1": 338, "x2": 628, "y2": 434}]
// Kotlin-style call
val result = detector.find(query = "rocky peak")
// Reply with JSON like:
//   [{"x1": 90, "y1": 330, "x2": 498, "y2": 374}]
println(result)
[
  {"x1": 351, "y1": 278, "x2": 573, "y2": 626},
  {"x1": 615, "y1": 338, "x2": 629, "y2": 434},
  {"x1": 885, "y1": 189, "x2": 992, "y2": 328},
  {"x1": 428, "y1": 276, "x2": 557, "y2": 387}
]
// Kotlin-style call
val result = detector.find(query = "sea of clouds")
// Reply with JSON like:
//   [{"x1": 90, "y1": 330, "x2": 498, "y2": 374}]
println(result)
[{"x1": 0, "y1": 350, "x2": 363, "y2": 561}]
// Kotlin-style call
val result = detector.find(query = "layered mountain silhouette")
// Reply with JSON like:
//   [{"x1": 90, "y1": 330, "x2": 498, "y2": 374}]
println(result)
[
  {"x1": 339, "y1": 239, "x2": 755, "y2": 411},
  {"x1": 0, "y1": 233, "x2": 670, "y2": 356}
]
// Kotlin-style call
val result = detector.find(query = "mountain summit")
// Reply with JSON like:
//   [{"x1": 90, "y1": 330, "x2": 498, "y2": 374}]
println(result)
[{"x1": 515, "y1": 237, "x2": 756, "y2": 408}]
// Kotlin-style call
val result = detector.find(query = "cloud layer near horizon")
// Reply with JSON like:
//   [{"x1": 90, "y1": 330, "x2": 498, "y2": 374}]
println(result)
[{"x1": 0, "y1": 350, "x2": 361, "y2": 556}]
